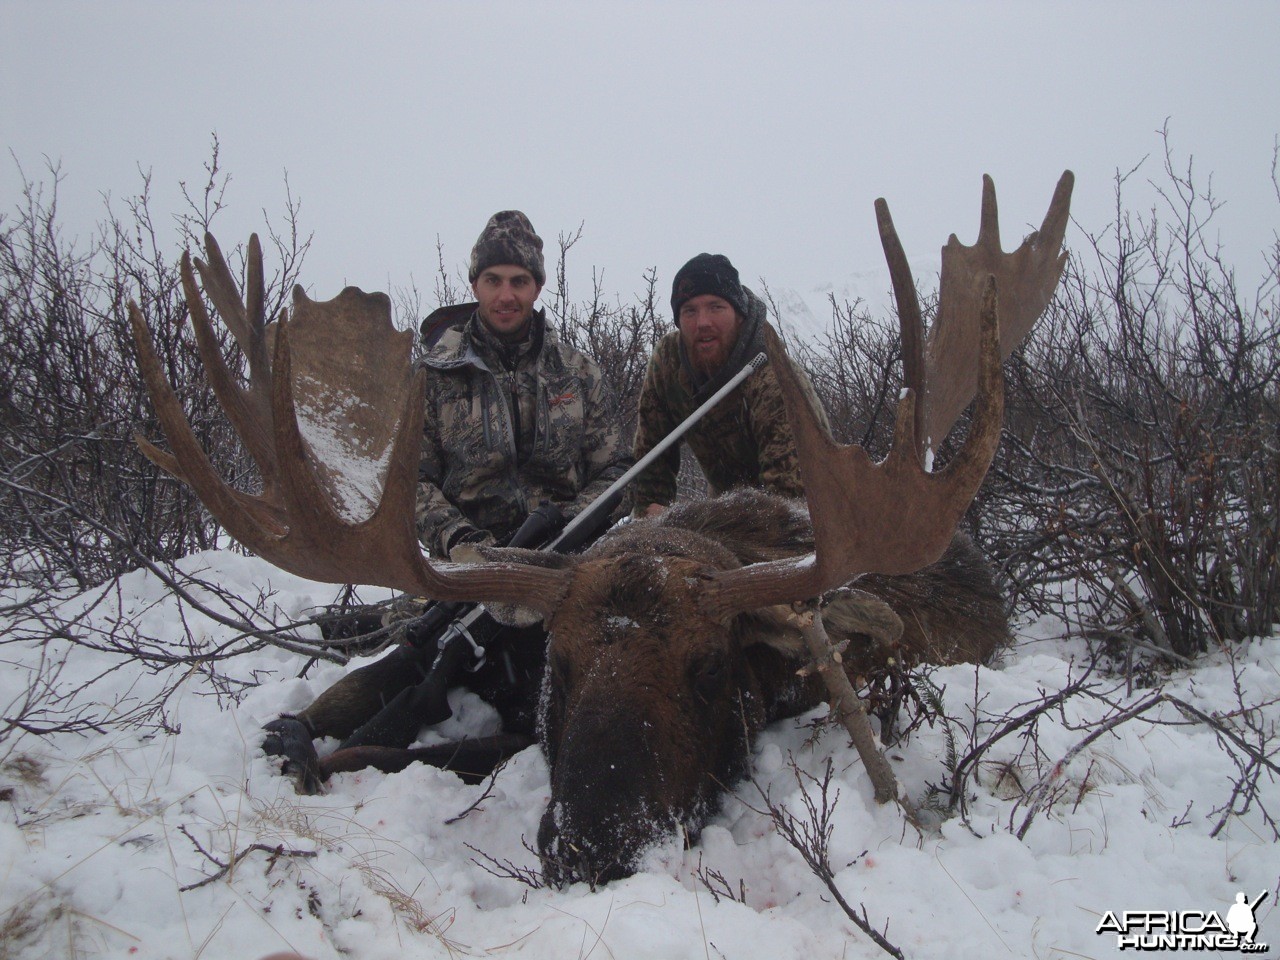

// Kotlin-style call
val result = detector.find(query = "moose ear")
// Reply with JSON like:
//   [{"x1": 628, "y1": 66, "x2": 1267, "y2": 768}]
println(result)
[
  {"x1": 736, "y1": 589, "x2": 905, "y2": 659},
  {"x1": 736, "y1": 604, "x2": 807, "y2": 657},
  {"x1": 819, "y1": 587, "x2": 904, "y2": 646}
]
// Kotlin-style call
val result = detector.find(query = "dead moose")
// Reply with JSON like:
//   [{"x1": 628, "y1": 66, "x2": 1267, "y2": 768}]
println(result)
[{"x1": 130, "y1": 172, "x2": 1072, "y2": 885}]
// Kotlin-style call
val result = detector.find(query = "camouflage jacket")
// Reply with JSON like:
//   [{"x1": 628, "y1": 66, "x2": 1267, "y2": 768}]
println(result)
[
  {"x1": 629, "y1": 321, "x2": 830, "y2": 510},
  {"x1": 415, "y1": 307, "x2": 630, "y2": 556}
]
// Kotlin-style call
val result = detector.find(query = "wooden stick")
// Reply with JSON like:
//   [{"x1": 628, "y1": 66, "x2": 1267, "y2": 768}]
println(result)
[{"x1": 789, "y1": 598, "x2": 921, "y2": 827}]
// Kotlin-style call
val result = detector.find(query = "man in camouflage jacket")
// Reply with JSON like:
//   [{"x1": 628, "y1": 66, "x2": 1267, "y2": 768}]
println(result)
[
  {"x1": 415, "y1": 211, "x2": 630, "y2": 557},
  {"x1": 260, "y1": 212, "x2": 631, "y2": 787},
  {"x1": 630, "y1": 253, "x2": 829, "y2": 515}
]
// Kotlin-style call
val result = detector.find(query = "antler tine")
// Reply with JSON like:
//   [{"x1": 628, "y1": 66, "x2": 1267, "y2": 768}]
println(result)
[
  {"x1": 975, "y1": 172, "x2": 1001, "y2": 250},
  {"x1": 179, "y1": 250, "x2": 278, "y2": 486},
  {"x1": 925, "y1": 171, "x2": 1073, "y2": 446},
  {"x1": 245, "y1": 233, "x2": 266, "y2": 337},
  {"x1": 194, "y1": 234, "x2": 252, "y2": 353},
  {"x1": 875, "y1": 197, "x2": 927, "y2": 454},
  {"x1": 194, "y1": 233, "x2": 275, "y2": 394},
  {"x1": 702, "y1": 282, "x2": 1005, "y2": 618},
  {"x1": 129, "y1": 299, "x2": 288, "y2": 539}
]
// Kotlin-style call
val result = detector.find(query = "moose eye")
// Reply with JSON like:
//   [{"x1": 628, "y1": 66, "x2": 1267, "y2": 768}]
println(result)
[{"x1": 692, "y1": 653, "x2": 728, "y2": 704}]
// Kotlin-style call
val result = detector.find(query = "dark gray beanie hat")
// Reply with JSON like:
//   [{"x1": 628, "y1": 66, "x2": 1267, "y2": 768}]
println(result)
[
  {"x1": 469, "y1": 210, "x2": 546, "y2": 286},
  {"x1": 671, "y1": 253, "x2": 749, "y2": 320}
]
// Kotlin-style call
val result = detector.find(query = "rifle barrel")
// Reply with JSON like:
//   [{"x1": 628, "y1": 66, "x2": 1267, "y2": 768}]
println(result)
[{"x1": 549, "y1": 350, "x2": 767, "y2": 552}]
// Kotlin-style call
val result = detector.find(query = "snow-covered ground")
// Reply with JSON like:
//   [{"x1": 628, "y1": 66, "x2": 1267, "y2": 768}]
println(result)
[{"x1": 1, "y1": 550, "x2": 1276, "y2": 959}]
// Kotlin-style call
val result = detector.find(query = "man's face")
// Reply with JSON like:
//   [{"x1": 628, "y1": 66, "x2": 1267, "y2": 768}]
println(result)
[
  {"x1": 473, "y1": 265, "x2": 542, "y2": 336},
  {"x1": 678, "y1": 294, "x2": 742, "y2": 374}
]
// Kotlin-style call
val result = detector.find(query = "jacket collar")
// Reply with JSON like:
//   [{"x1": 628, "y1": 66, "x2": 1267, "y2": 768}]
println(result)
[{"x1": 422, "y1": 305, "x2": 550, "y2": 372}]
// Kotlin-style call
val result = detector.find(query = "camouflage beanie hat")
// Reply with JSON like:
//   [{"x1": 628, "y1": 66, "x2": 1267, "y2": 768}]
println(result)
[
  {"x1": 469, "y1": 210, "x2": 546, "y2": 286},
  {"x1": 670, "y1": 253, "x2": 749, "y2": 321}
]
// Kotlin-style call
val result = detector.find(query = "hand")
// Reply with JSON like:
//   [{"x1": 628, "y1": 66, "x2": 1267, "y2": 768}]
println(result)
[{"x1": 643, "y1": 502, "x2": 667, "y2": 518}]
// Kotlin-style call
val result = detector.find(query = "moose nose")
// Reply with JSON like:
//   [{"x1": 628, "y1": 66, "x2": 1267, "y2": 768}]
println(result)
[{"x1": 537, "y1": 697, "x2": 674, "y2": 886}]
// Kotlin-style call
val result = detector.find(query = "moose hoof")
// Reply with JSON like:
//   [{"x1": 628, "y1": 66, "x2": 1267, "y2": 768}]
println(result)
[{"x1": 261, "y1": 716, "x2": 325, "y2": 795}]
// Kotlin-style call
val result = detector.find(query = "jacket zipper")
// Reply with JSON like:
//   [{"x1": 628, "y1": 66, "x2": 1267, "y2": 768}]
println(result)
[{"x1": 480, "y1": 380, "x2": 493, "y2": 450}]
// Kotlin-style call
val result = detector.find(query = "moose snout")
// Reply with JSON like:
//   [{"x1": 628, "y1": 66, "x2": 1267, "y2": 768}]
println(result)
[{"x1": 537, "y1": 696, "x2": 678, "y2": 886}]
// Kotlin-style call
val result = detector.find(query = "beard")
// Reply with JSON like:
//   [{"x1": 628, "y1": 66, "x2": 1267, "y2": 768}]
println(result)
[{"x1": 684, "y1": 333, "x2": 732, "y2": 375}]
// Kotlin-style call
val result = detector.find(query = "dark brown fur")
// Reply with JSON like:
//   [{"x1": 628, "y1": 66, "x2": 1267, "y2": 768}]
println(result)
[
  {"x1": 283, "y1": 488, "x2": 1007, "y2": 884},
  {"x1": 534, "y1": 488, "x2": 1008, "y2": 884}
]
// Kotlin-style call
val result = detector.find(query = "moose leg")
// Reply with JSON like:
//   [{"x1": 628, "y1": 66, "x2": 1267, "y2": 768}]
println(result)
[
  {"x1": 321, "y1": 733, "x2": 535, "y2": 784},
  {"x1": 261, "y1": 645, "x2": 434, "y2": 793},
  {"x1": 295, "y1": 645, "x2": 434, "y2": 740}
]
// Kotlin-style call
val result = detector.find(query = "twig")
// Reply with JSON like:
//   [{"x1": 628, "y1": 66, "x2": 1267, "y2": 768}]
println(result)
[
  {"x1": 1014, "y1": 692, "x2": 1163, "y2": 839},
  {"x1": 1162, "y1": 695, "x2": 1280, "y2": 777},
  {"x1": 948, "y1": 655, "x2": 1101, "y2": 811},
  {"x1": 445, "y1": 757, "x2": 510, "y2": 824},
  {"x1": 746, "y1": 762, "x2": 906, "y2": 960},
  {"x1": 177, "y1": 824, "x2": 317, "y2": 892},
  {"x1": 465, "y1": 840, "x2": 548, "y2": 890},
  {"x1": 692, "y1": 854, "x2": 748, "y2": 905},
  {"x1": 788, "y1": 598, "x2": 919, "y2": 827}
]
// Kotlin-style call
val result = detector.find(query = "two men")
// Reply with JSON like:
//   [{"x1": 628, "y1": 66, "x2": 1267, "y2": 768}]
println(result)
[{"x1": 266, "y1": 224, "x2": 821, "y2": 789}]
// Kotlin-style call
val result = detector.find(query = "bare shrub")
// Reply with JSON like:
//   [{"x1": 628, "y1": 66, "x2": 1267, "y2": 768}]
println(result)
[
  {"x1": 0, "y1": 138, "x2": 310, "y2": 590},
  {"x1": 932, "y1": 650, "x2": 1280, "y2": 844},
  {"x1": 787, "y1": 133, "x2": 1279, "y2": 660},
  {"x1": 545, "y1": 225, "x2": 665, "y2": 442},
  {"x1": 982, "y1": 131, "x2": 1280, "y2": 658}
]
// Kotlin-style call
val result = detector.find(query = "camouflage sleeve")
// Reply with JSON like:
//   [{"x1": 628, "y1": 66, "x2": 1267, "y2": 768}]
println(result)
[
  {"x1": 565, "y1": 359, "x2": 632, "y2": 518},
  {"x1": 414, "y1": 381, "x2": 472, "y2": 558},
  {"x1": 750, "y1": 353, "x2": 832, "y2": 500},
  {"x1": 627, "y1": 347, "x2": 682, "y2": 511}
]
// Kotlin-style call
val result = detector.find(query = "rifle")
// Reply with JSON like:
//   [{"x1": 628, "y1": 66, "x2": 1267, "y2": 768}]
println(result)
[{"x1": 334, "y1": 350, "x2": 770, "y2": 752}]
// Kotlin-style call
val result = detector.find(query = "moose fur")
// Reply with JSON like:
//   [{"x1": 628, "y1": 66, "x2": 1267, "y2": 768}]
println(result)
[
  {"x1": 525, "y1": 487, "x2": 1007, "y2": 884},
  {"x1": 271, "y1": 487, "x2": 1007, "y2": 885}
]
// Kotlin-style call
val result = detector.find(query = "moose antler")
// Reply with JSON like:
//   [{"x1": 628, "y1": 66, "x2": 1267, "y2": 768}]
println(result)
[
  {"x1": 134, "y1": 175, "x2": 1069, "y2": 626},
  {"x1": 130, "y1": 234, "x2": 571, "y2": 615},
  {"x1": 702, "y1": 172, "x2": 1073, "y2": 618},
  {"x1": 894, "y1": 171, "x2": 1074, "y2": 453}
]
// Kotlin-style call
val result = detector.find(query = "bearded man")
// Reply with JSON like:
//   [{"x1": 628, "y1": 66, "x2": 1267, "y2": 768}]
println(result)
[{"x1": 630, "y1": 253, "x2": 829, "y2": 517}]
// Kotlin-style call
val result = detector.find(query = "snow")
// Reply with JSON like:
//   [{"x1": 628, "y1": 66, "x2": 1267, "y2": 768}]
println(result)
[
  {"x1": 293, "y1": 373, "x2": 394, "y2": 524},
  {"x1": 1, "y1": 551, "x2": 1277, "y2": 959}
]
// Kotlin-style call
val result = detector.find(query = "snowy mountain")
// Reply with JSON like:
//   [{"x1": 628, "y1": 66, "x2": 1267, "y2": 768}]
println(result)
[{"x1": 765, "y1": 261, "x2": 938, "y2": 343}]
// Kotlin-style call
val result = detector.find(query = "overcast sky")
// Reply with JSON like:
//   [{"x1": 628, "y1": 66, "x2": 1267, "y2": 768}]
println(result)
[{"x1": 3, "y1": 1, "x2": 1278, "y2": 321}]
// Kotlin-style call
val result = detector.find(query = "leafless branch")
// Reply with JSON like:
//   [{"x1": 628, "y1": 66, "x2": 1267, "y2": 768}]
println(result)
[{"x1": 177, "y1": 824, "x2": 317, "y2": 892}]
